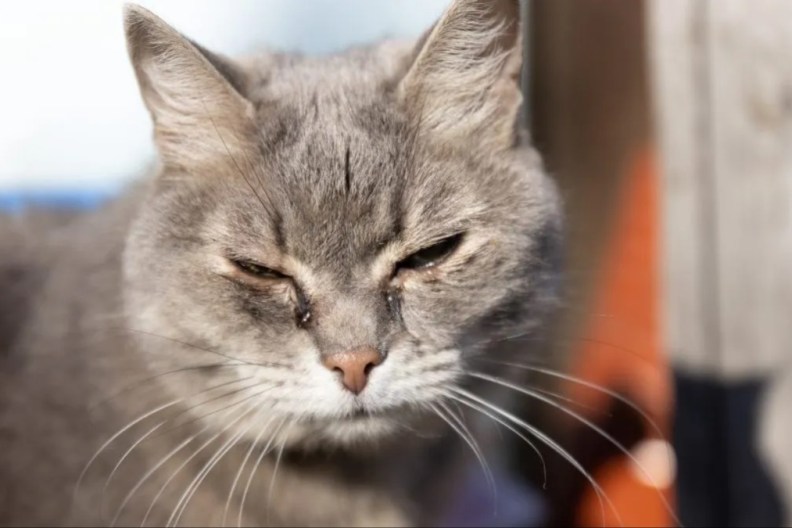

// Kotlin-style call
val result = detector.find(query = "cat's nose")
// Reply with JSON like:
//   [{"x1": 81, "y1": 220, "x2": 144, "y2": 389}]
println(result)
[{"x1": 322, "y1": 346, "x2": 383, "y2": 395}]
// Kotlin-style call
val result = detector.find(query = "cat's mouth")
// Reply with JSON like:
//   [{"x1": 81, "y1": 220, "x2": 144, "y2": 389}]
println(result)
[
  {"x1": 343, "y1": 408, "x2": 405, "y2": 425},
  {"x1": 346, "y1": 409, "x2": 371, "y2": 421},
  {"x1": 302, "y1": 405, "x2": 402, "y2": 426},
  {"x1": 335, "y1": 407, "x2": 388, "y2": 424},
  {"x1": 280, "y1": 403, "x2": 437, "y2": 447}
]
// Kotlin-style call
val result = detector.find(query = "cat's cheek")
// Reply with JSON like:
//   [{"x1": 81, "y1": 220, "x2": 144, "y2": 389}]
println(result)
[
  {"x1": 238, "y1": 294, "x2": 289, "y2": 321},
  {"x1": 221, "y1": 280, "x2": 295, "y2": 326},
  {"x1": 394, "y1": 283, "x2": 458, "y2": 349},
  {"x1": 395, "y1": 292, "x2": 427, "y2": 329}
]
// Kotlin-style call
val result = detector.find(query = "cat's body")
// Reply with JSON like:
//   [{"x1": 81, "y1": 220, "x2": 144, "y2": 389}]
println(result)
[{"x1": 0, "y1": 1, "x2": 562, "y2": 526}]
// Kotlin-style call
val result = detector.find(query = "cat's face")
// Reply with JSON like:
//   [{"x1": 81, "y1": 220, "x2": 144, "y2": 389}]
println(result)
[{"x1": 122, "y1": 0, "x2": 561, "y2": 447}]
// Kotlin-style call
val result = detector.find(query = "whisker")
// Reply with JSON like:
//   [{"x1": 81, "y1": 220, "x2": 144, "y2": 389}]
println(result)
[
  {"x1": 221, "y1": 415, "x2": 276, "y2": 527},
  {"x1": 471, "y1": 333, "x2": 661, "y2": 370},
  {"x1": 127, "y1": 329, "x2": 266, "y2": 368},
  {"x1": 77, "y1": 376, "x2": 258, "y2": 511},
  {"x1": 73, "y1": 398, "x2": 182, "y2": 509},
  {"x1": 482, "y1": 330, "x2": 537, "y2": 345},
  {"x1": 139, "y1": 406, "x2": 256, "y2": 527},
  {"x1": 102, "y1": 420, "x2": 166, "y2": 519},
  {"x1": 238, "y1": 417, "x2": 288, "y2": 528},
  {"x1": 469, "y1": 371, "x2": 679, "y2": 526},
  {"x1": 114, "y1": 387, "x2": 261, "y2": 526},
  {"x1": 448, "y1": 400, "x2": 468, "y2": 426},
  {"x1": 119, "y1": 327, "x2": 291, "y2": 371},
  {"x1": 175, "y1": 386, "x2": 281, "y2": 431},
  {"x1": 505, "y1": 381, "x2": 606, "y2": 416},
  {"x1": 430, "y1": 401, "x2": 497, "y2": 510},
  {"x1": 577, "y1": 337, "x2": 662, "y2": 369},
  {"x1": 441, "y1": 390, "x2": 547, "y2": 489},
  {"x1": 451, "y1": 387, "x2": 619, "y2": 527},
  {"x1": 465, "y1": 330, "x2": 665, "y2": 376},
  {"x1": 168, "y1": 405, "x2": 265, "y2": 527},
  {"x1": 89, "y1": 362, "x2": 241, "y2": 412},
  {"x1": 105, "y1": 380, "x2": 261, "y2": 520},
  {"x1": 265, "y1": 421, "x2": 292, "y2": 528},
  {"x1": 478, "y1": 359, "x2": 670, "y2": 460},
  {"x1": 110, "y1": 421, "x2": 214, "y2": 527},
  {"x1": 147, "y1": 381, "x2": 262, "y2": 440}
]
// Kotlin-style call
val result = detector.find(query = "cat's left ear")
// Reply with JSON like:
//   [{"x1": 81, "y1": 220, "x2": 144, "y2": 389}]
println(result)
[
  {"x1": 124, "y1": 4, "x2": 256, "y2": 172},
  {"x1": 398, "y1": 0, "x2": 523, "y2": 151}
]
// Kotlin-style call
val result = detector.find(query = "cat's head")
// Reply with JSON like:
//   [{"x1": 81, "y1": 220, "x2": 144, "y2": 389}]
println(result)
[{"x1": 122, "y1": 0, "x2": 561, "y2": 447}]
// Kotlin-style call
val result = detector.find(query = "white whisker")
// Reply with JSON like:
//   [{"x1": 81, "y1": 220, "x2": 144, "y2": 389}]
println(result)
[
  {"x1": 118, "y1": 394, "x2": 257, "y2": 526},
  {"x1": 238, "y1": 417, "x2": 288, "y2": 528},
  {"x1": 265, "y1": 421, "x2": 292, "y2": 528},
  {"x1": 430, "y1": 401, "x2": 497, "y2": 510},
  {"x1": 527, "y1": 386, "x2": 606, "y2": 415},
  {"x1": 470, "y1": 371, "x2": 679, "y2": 526},
  {"x1": 73, "y1": 398, "x2": 182, "y2": 510},
  {"x1": 157, "y1": 380, "x2": 261, "y2": 435},
  {"x1": 88, "y1": 362, "x2": 244, "y2": 412},
  {"x1": 102, "y1": 420, "x2": 166, "y2": 519},
  {"x1": 111, "y1": 422, "x2": 213, "y2": 527},
  {"x1": 481, "y1": 359, "x2": 667, "y2": 440},
  {"x1": 168, "y1": 404, "x2": 263, "y2": 527},
  {"x1": 221, "y1": 415, "x2": 276, "y2": 527},
  {"x1": 139, "y1": 405, "x2": 252, "y2": 527},
  {"x1": 441, "y1": 390, "x2": 547, "y2": 489},
  {"x1": 452, "y1": 387, "x2": 619, "y2": 527}
]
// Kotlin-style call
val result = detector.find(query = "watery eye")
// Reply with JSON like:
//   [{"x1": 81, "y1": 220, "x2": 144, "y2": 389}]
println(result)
[
  {"x1": 397, "y1": 233, "x2": 464, "y2": 271},
  {"x1": 231, "y1": 259, "x2": 287, "y2": 280}
]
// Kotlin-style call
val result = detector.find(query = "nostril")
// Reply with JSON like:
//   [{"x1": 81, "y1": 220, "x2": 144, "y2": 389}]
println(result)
[{"x1": 363, "y1": 362, "x2": 376, "y2": 376}]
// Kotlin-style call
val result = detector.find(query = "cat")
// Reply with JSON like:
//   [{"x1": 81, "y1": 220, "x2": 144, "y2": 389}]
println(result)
[{"x1": 0, "y1": 0, "x2": 562, "y2": 525}]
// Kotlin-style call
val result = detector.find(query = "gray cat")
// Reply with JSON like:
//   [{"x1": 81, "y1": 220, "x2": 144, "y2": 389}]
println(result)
[{"x1": 0, "y1": 0, "x2": 562, "y2": 525}]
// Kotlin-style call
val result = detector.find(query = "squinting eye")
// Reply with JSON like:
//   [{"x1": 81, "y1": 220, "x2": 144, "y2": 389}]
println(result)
[
  {"x1": 231, "y1": 259, "x2": 288, "y2": 280},
  {"x1": 397, "y1": 233, "x2": 464, "y2": 271}
]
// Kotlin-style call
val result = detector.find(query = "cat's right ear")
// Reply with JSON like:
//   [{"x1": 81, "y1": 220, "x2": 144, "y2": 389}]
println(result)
[
  {"x1": 398, "y1": 0, "x2": 523, "y2": 152},
  {"x1": 124, "y1": 4, "x2": 256, "y2": 172}
]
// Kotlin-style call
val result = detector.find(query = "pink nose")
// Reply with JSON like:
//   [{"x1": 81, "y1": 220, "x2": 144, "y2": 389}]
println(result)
[{"x1": 322, "y1": 346, "x2": 383, "y2": 395}]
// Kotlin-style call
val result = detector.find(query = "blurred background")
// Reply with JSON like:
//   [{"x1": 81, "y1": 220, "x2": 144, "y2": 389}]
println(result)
[
  {"x1": 0, "y1": 0, "x2": 448, "y2": 199},
  {"x1": 1, "y1": 1, "x2": 790, "y2": 527}
]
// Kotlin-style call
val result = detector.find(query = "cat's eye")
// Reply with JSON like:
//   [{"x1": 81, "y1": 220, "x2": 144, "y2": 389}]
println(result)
[
  {"x1": 231, "y1": 259, "x2": 288, "y2": 280},
  {"x1": 397, "y1": 233, "x2": 464, "y2": 271}
]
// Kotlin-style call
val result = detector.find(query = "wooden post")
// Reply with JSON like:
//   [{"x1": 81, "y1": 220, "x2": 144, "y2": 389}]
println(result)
[
  {"x1": 650, "y1": 0, "x2": 792, "y2": 378},
  {"x1": 649, "y1": 0, "x2": 792, "y2": 523}
]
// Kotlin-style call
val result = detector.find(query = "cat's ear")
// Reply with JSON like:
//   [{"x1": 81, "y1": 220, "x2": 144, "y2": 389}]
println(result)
[
  {"x1": 398, "y1": 0, "x2": 523, "y2": 151},
  {"x1": 124, "y1": 4, "x2": 256, "y2": 171}
]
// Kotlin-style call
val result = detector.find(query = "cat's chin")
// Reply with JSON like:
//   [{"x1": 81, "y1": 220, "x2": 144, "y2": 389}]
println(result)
[
  {"x1": 314, "y1": 415, "x2": 401, "y2": 445},
  {"x1": 271, "y1": 409, "x2": 423, "y2": 450},
  {"x1": 328, "y1": 412, "x2": 406, "y2": 440}
]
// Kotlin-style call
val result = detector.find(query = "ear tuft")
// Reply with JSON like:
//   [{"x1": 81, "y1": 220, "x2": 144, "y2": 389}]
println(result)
[{"x1": 399, "y1": 0, "x2": 523, "y2": 151}]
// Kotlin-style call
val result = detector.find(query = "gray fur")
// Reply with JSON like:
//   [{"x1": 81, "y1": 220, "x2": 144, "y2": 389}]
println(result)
[{"x1": 0, "y1": 1, "x2": 562, "y2": 525}]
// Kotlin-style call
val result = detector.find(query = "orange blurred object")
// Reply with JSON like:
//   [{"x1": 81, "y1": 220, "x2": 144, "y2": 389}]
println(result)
[{"x1": 567, "y1": 147, "x2": 676, "y2": 527}]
